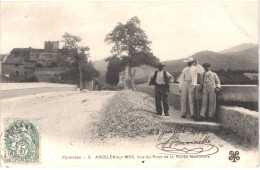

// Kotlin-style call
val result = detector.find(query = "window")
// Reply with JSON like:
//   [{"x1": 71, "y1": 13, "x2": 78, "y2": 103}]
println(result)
[{"x1": 16, "y1": 70, "x2": 20, "y2": 77}]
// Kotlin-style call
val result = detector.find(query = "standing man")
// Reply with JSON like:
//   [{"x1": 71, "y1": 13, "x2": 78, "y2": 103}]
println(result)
[
  {"x1": 199, "y1": 63, "x2": 221, "y2": 122},
  {"x1": 148, "y1": 63, "x2": 174, "y2": 116},
  {"x1": 94, "y1": 78, "x2": 99, "y2": 91},
  {"x1": 177, "y1": 57, "x2": 204, "y2": 120}
]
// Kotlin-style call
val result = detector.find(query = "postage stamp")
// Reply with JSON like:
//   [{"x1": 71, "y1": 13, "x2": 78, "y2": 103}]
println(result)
[{"x1": 3, "y1": 119, "x2": 40, "y2": 163}]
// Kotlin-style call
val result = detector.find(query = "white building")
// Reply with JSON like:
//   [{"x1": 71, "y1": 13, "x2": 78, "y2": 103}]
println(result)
[{"x1": 118, "y1": 64, "x2": 157, "y2": 88}]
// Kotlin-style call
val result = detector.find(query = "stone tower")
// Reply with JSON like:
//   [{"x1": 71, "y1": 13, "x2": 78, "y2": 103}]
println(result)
[{"x1": 44, "y1": 41, "x2": 59, "y2": 50}]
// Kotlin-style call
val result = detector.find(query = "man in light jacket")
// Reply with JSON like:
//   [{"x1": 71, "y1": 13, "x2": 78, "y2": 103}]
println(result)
[
  {"x1": 199, "y1": 63, "x2": 221, "y2": 122},
  {"x1": 148, "y1": 63, "x2": 174, "y2": 116},
  {"x1": 177, "y1": 57, "x2": 204, "y2": 120}
]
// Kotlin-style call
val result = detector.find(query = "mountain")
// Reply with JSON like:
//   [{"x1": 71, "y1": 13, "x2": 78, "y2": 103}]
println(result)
[
  {"x1": 93, "y1": 58, "x2": 107, "y2": 72},
  {"x1": 219, "y1": 43, "x2": 258, "y2": 54},
  {"x1": 163, "y1": 44, "x2": 258, "y2": 72},
  {"x1": 92, "y1": 43, "x2": 259, "y2": 74}
]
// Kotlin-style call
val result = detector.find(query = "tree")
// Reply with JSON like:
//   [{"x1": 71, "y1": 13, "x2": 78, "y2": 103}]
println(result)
[
  {"x1": 58, "y1": 61, "x2": 100, "y2": 86},
  {"x1": 105, "y1": 55, "x2": 124, "y2": 86},
  {"x1": 105, "y1": 16, "x2": 159, "y2": 90},
  {"x1": 61, "y1": 32, "x2": 90, "y2": 91},
  {"x1": 82, "y1": 61, "x2": 100, "y2": 81}
]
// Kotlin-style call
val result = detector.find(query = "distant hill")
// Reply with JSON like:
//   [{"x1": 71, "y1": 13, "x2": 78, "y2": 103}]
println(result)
[
  {"x1": 219, "y1": 43, "x2": 258, "y2": 54},
  {"x1": 163, "y1": 44, "x2": 258, "y2": 72},
  {"x1": 93, "y1": 44, "x2": 259, "y2": 73},
  {"x1": 93, "y1": 58, "x2": 107, "y2": 72}
]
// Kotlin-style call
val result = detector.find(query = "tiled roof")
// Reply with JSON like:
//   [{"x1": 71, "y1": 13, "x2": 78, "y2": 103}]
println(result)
[
  {"x1": 6, "y1": 47, "x2": 74, "y2": 64},
  {"x1": 3, "y1": 55, "x2": 24, "y2": 64},
  {"x1": 0, "y1": 54, "x2": 7, "y2": 61},
  {"x1": 10, "y1": 48, "x2": 74, "y2": 53},
  {"x1": 10, "y1": 48, "x2": 47, "y2": 53}
]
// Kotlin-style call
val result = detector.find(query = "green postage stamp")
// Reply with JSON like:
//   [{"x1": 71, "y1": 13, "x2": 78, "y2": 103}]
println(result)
[{"x1": 3, "y1": 119, "x2": 40, "y2": 163}]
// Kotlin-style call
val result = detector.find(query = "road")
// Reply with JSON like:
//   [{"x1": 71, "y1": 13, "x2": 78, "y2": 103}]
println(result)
[{"x1": 0, "y1": 91, "x2": 258, "y2": 167}]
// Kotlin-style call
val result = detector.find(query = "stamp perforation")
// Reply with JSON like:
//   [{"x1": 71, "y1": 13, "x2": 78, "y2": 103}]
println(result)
[{"x1": 1, "y1": 118, "x2": 41, "y2": 165}]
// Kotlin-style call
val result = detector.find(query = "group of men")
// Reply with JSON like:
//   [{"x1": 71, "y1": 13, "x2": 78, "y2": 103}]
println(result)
[{"x1": 148, "y1": 57, "x2": 221, "y2": 122}]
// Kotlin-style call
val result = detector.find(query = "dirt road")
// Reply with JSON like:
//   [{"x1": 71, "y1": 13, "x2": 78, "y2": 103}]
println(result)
[{"x1": 0, "y1": 91, "x2": 258, "y2": 167}]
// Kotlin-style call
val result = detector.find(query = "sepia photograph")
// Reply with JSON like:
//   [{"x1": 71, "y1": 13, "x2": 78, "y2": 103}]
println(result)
[{"x1": 0, "y1": 1, "x2": 259, "y2": 168}]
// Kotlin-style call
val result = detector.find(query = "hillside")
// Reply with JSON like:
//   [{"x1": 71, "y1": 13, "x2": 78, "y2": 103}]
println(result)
[
  {"x1": 163, "y1": 45, "x2": 258, "y2": 72},
  {"x1": 219, "y1": 43, "x2": 258, "y2": 54},
  {"x1": 93, "y1": 58, "x2": 107, "y2": 72},
  {"x1": 93, "y1": 44, "x2": 259, "y2": 73}
]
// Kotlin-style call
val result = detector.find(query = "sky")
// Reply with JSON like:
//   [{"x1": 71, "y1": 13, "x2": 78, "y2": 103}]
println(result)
[{"x1": 0, "y1": 1, "x2": 258, "y2": 62}]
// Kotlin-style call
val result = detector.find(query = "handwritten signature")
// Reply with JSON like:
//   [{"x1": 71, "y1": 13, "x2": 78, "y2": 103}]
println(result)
[{"x1": 155, "y1": 125, "x2": 219, "y2": 156}]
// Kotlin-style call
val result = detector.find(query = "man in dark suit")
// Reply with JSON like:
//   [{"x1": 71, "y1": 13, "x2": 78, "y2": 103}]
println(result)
[{"x1": 148, "y1": 63, "x2": 174, "y2": 116}]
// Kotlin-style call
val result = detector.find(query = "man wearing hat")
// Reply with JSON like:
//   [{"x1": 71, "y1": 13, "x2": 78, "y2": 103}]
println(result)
[
  {"x1": 177, "y1": 57, "x2": 204, "y2": 120},
  {"x1": 148, "y1": 63, "x2": 174, "y2": 116},
  {"x1": 199, "y1": 62, "x2": 221, "y2": 122}
]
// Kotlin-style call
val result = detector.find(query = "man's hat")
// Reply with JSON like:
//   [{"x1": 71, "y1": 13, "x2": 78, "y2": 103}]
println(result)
[
  {"x1": 157, "y1": 63, "x2": 165, "y2": 68},
  {"x1": 202, "y1": 62, "x2": 211, "y2": 67},
  {"x1": 184, "y1": 57, "x2": 195, "y2": 63}
]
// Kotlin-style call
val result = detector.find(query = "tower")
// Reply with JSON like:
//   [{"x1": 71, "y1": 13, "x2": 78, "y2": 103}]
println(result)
[{"x1": 44, "y1": 41, "x2": 59, "y2": 50}]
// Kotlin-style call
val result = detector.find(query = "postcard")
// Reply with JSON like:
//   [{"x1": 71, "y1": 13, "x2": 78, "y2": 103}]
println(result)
[{"x1": 0, "y1": 1, "x2": 258, "y2": 168}]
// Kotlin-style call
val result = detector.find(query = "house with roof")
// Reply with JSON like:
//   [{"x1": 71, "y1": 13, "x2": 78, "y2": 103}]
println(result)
[
  {"x1": 0, "y1": 54, "x2": 8, "y2": 76},
  {"x1": 2, "y1": 41, "x2": 72, "y2": 82},
  {"x1": 0, "y1": 54, "x2": 13, "y2": 82}
]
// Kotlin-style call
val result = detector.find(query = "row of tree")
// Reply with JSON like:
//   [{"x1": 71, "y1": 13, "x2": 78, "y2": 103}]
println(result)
[{"x1": 61, "y1": 16, "x2": 159, "y2": 91}]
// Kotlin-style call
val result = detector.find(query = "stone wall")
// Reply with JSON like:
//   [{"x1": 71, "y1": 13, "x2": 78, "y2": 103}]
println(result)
[
  {"x1": 35, "y1": 68, "x2": 66, "y2": 82},
  {"x1": 218, "y1": 106, "x2": 258, "y2": 147},
  {"x1": 30, "y1": 52, "x2": 61, "y2": 67},
  {"x1": 132, "y1": 65, "x2": 157, "y2": 80},
  {"x1": 2, "y1": 64, "x2": 36, "y2": 82},
  {"x1": 0, "y1": 83, "x2": 77, "y2": 99},
  {"x1": 119, "y1": 65, "x2": 157, "y2": 87},
  {"x1": 0, "y1": 76, "x2": 17, "y2": 83},
  {"x1": 2, "y1": 64, "x2": 25, "y2": 80}
]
